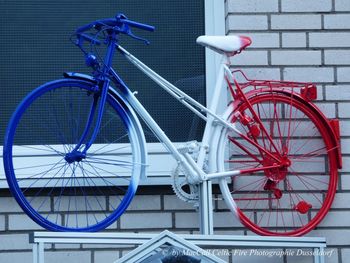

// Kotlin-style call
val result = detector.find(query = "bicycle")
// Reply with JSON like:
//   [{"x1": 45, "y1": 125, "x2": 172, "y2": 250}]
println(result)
[{"x1": 3, "y1": 13, "x2": 342, "y2": 236}]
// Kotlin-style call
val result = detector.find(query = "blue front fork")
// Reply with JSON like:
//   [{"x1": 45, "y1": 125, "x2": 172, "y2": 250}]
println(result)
[{"x1": 65, "y1": 37, "x2": 117, "y2": 163}]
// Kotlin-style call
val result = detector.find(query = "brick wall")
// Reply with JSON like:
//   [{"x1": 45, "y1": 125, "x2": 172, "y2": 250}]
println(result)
[
  {"x1": 225, "y1": 0, "x2": 350, "y2": 262},
  {"x1": 1, "y1": 0, "x2": 350, "y2": 262}
]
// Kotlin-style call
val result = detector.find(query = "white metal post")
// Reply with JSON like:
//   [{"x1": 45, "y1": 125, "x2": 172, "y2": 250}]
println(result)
[
  {"x1": 38, "y1": 242, "x2": 44, "y2": 263},
  {"x1": 200, "y1": 0, "x2": 225, "y2": 235},
  {"x1": 32, "y1": 244, "x2": 38, "y2": 263}
]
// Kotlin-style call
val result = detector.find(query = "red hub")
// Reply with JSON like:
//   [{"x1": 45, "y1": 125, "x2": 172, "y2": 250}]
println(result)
[
  {"x1": 262, "y1": 152, "x2": 292, "y2": 199},
  {"x1": 262, "y1": 152, "x2": 290, "y2": 181}
]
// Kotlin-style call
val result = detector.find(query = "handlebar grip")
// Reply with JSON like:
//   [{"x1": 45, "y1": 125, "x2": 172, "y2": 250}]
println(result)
[{"x1": 121, "y1": 19, "x2": 155, "y2": 32}]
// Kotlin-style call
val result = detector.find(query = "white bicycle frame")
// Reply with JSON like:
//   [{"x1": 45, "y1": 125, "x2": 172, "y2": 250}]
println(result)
[{"x1": 116, "y1": 45, "x2": 243, "y2": 184}]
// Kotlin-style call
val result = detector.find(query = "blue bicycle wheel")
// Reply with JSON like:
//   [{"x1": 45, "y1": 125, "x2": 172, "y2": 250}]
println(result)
[{"x1": 3, "y1": 79, "x2": 145, "y2": 231}]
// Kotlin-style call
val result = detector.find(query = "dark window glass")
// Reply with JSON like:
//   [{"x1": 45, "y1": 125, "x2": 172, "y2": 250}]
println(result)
[{"x1": 0, "y1": 1, "x2": 205, "y2": 143}]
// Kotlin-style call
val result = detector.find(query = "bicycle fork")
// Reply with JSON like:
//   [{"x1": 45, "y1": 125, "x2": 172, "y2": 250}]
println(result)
[{"x1": 65, "y1": 37, "x2": 117, "y2": 163}]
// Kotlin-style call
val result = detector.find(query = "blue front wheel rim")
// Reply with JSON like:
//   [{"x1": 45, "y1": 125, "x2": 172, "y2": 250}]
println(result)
[{"x1": 3, "y1": 79, "x2": 143, "y2": 231}]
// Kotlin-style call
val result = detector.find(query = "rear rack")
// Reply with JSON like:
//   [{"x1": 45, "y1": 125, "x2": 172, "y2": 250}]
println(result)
[{"x1": 230, "y1": 70, "x2": 318, "y2": 101}]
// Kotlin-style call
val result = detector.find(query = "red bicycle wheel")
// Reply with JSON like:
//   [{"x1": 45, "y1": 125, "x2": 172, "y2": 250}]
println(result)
[{"x1": 217, "y1": 92, "x2": 338, "y2": 236}]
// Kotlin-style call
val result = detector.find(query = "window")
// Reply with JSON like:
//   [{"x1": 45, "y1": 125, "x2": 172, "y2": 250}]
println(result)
[{"x1": 0, "y1": 0, "x2": 224, "y2": 185}]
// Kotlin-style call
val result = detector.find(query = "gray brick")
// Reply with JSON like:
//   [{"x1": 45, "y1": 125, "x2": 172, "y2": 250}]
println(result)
[
  {"x1": 324, "y1": 14, "x2": 350, "y2": 29},
  {"x1": 233, "y1": 68, "x2": 281, "y2": 80},
  {"x1": 335, "y1": 0, "x2": 350, "y2": 11},
  {"x1": 283, "y1": 67, "x2": 334, "y2": 83},
  {"x1": 281, "y1": 0, "x2": 332, "y2": 12},
  {"x1": 0, "y1": 234, "x2": 32, "y2": 250},
  {"x1": 282, "y1": 33, "x2": 307, "y2": 48},
  {"x1": 0, "y1": 197, "x2": 23, "y2": 212},
  {"x1": 342, "y1": 249, "x2": 350, "y2": 263},
  {"x1": 214, "y1": 211, "x2": 242, "y2": 227},
  {"x1": 342, "y1": 157, "x2": 350, "y2": 172},
  {"x1": 227, "y1": 0, "x2": 278, "y2": 13},
  {"x1": 214, "y1": 230, "x2": 245, "y2": 235},
  {"x1": 120, "y1": 212, "x2": 172, "y2": 229},
  {"x1": 164, "y1": 195, "x2": 196, "y2": 210},
  {"x1": 271, "y1": 51, "x2": 321, "y2": 65},
  {"x1": 310, "y1": 33, "x2": 350, "y2": 48},
  {"x1": 316, "y1": 211, "x2": 350, "y2": 227},
  {"x1": 325, "y1": 50, "x2": 350, "y2": 65},
  {"x1": 341, "y1": 173, "x2": 350, "y2": 189},
  {"x1": 332, "y1": 193, "x2": 350, "y2": 208},
  {"x1": 0, "y1": 252, "x2": 32, "y2": 263},
  {"x1": 337, "y1": 67, "x2": 350, "y2": 82},
  {"x1": 340, "y1": 120, "x2": 350, "y2": 136},
  {"x1": 227, "y1": 15, "x2": 268, "y2": 30},
  {"x1": 121, "y1": 195, "x2": 161, "y2": 211},
  {"x1": 94, "y1": 251, "x2": 120, "y2": 263},
  {"x1": 307, "y1": 229, "x2": 350, "y2": 246},
  {"x1": 54, "y1": 243, "x2": 81, "y2": 249},
  {"x1": 339, "y1": 103, "x2": 350, "y2": 117},
  {"x1": 314, "y1": 102, "x2": 336, "y2": 118},
  {"x1": 175, "y1": 212, "x2": 199, "y2": 228},
  {"x1": 83, "y1": 243, "x2": 133, "y2": 249},
  {"x1": 271, "y1": 15, "x2": 321, "y2": 30},
  {"x1": 9, "y1": 214, "x2": 44, "y2": 230},
  {"x1": 0, "y1": 215, "x2": 5, "y2": 231},
  {"x1": 341, "y1": 139, "x2": 350, "y2": 154},
  {"x1": 45, "y1": 251, "x2": 91, "y2": 263},
  {"x1": 231, "y1": 51, "x2": 268, "y2": 66},
  {"x1": 325, "y1": 85, "x2": 350, "y2": 100},
  {"x1": 236, "y1": 33, "x2": 280, "y2": 48},
  {"x1": 53, "y1": 195, "x2": 106, "y2": 211}
]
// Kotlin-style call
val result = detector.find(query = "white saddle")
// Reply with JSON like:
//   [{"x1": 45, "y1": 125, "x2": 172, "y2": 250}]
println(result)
[{"x1": 196, "y1": 35, "x2": 251, "y2": 56}]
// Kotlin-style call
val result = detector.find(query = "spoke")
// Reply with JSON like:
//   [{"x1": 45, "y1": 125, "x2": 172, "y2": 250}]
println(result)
[
  {"x1": 90, "y1": 134, "x2": 129, "y2": 154},
  {"x1": 27, "y1": 162, "x2": 69, "y2": 209},
  {"x1": 82, "y1": 160, "x2": 130, "y2": 194},
  {"x1": 290, "y1": 145, "x2": 336, "y2": 161},
  {"x1": 272, "y1": 94, "x2": 284, "y2": 152},
  {"x1": 15, "y1": 161, "x2": 66, "y2": 172},
  {"x1": 15, "y1": 145, "x2": 65, "y2": 156},
  {"x1": 285, "y1": 177, "x2": 308, "y2": 227},
  {"x1": 230, "y1": 175, "x2": 266, "y2": 193},
  {"x1": 289, "y1": 169, "x2": 324, "y2": 205},
  {"x1": 80, "y1": 161, "x2": 123, "y2": 212},
  {"x1": 228, "y1": 136, "x2": 262, "y2": 164},
  {"x1": 19, "y1": 158, "x2": 66, "y2": 187},
  {"x1": 76, "y1": 163, "x2": 108, "y2": 221}
]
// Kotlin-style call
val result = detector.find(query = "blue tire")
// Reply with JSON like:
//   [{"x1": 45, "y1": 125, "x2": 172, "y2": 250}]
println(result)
[{"x1": 3, "y1": 79, "x2": 145, "y2": 231}]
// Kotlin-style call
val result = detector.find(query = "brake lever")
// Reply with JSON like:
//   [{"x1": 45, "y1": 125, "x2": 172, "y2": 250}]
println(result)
[{"x1": 128, "y1": 31, "x2": 150, "y2": 45}]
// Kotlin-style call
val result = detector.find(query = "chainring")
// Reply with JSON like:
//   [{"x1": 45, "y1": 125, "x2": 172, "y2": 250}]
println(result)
[{"x1": 171, "y1": 164, "x2": 199, "y2": 204}]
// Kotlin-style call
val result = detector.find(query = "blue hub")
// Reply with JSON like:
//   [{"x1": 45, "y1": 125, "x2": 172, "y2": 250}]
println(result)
[{"x1": 65, "y1": 151, "x2": 86, "y2": 163}]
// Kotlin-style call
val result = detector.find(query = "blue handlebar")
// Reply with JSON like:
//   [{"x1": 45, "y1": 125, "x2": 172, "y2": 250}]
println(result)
[
  {"x1": 120, "y1": 19, "x2": 155, "y2": 32},
  {"x1": 76, "y1": 15, "x2": 155, "y2": 34}
]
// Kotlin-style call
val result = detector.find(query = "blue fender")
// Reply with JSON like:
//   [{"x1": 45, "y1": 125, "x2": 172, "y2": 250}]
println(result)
[{"x1": 63, "y1": 72, "x2": 148, "y2": 179}]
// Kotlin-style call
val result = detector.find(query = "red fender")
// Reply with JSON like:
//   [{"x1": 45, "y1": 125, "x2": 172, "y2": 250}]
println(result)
[{"x1": 230, "y1": 87, "x2": 342, "y2": 169}]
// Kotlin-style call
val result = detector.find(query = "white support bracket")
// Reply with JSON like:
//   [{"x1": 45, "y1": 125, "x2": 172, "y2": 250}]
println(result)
[{"x1": 31, "y1": 231, "x2": 327, "y2": 263}]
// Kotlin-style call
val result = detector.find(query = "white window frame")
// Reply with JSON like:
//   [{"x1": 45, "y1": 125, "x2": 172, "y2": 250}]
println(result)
[
  {"x1": 138, "y1": 0, "x2": 226, "y2": 185},
  {"x1": 0, "y1": 0, "x2": 225, "y2": 187}
]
